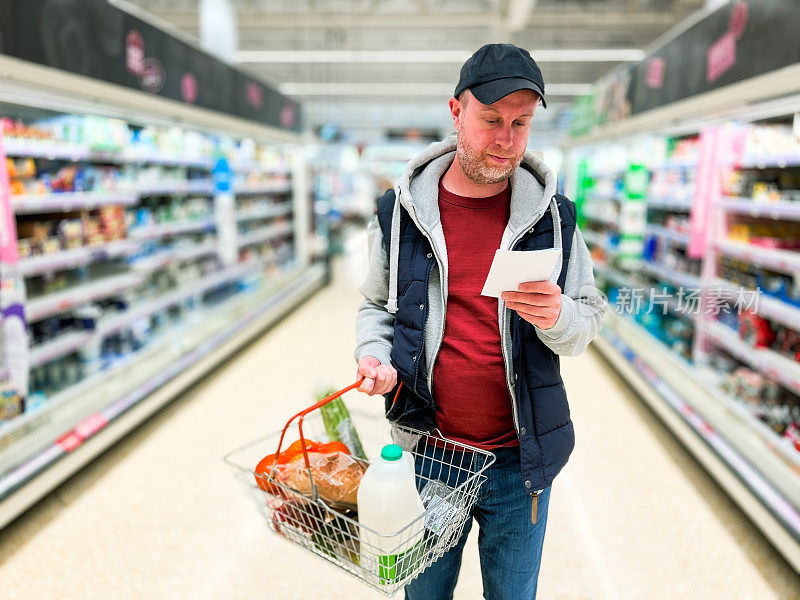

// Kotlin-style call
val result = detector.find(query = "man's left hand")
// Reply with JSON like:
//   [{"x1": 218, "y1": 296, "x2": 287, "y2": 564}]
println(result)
[{"x1": 501, "y1": 281, "x2": 562, "y2": 330}]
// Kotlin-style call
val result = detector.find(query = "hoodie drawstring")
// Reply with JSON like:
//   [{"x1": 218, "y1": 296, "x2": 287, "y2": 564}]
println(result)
[
  {"x1": 549, "y1": 195, "x2": 563, "y2": 282},
  {"x1": 386, "y1": 188, "x2": 401, "y2": 314}
]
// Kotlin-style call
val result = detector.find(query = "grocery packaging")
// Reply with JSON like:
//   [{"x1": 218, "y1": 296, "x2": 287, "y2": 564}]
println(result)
[
  {"x1": 318, "y1": 388, "x2": 367, "y2": 459},
  {"x1": 254, "y1": 438, "x2": 366, "y2": 509}
]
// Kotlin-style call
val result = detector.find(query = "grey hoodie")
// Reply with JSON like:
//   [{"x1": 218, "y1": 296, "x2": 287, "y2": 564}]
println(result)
[{"x1": 355, "y1": 137, "x2": 606, "y2": 396}]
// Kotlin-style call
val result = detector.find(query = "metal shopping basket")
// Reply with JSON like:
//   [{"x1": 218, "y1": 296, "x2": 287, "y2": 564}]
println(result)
[{"x1": 224, "y1": 379, "x2": 496, "y2": 596}]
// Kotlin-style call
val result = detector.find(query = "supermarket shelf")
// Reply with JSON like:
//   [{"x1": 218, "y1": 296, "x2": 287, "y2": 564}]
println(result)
[
  {"x1": 128, "y1": 217, "x2": 216, "y2": 240},
  {"x1": 2, "y1": 139, "x2": 129, "y2": 164},
  {"x1": 587, "y1": 167, "x2": 625, "y2": 178},
  {"x1": 128, "y1": 241, "x2": 218, "y2": 273},
  {"x1": 3, "y1": 138, "x2": 214, "y2": 169},
  {"x1": 230, "y1": 161, "x2": 291, "y2": 176},
  {"x1": 100, "y1": 258, "x2": 266, "y2": 338},
  {"x1": 594, "y1": 315, "x2": 800, "y2": 573},
  {"x1": 712, "y1": 278, "x2": 800, "y2": 331},
  {"x1": 704, "y1": 320, "x2": 800, "y2": 396},
  {"x1": 580, "y1": 208, "x2": 618, "y2": 228},
  {"x1": 29, "y1": 331, "x2": 91, "y2": 369},
  {"x1": 717, "y1": 197, "x2": 800, "y2": 220},
  {"x1": 234, "y1": 182, "x2": 292, "y2": 195},
  {"x1": 126, "y1": 150, "x2": 214, "y2": 170},
  {"x1": 641, "y1": 260, "x2": 701, "y2": 290},
  {"x1": 654, "y1": 158, "x2": 696, "y2": 170},
  {"x1": 137, "y1": 180, "x2": 215, "y2": 196},
  {"x1": 581, "y1": 229, "x2": 609, "y2": 249},
  {"x1": 18, "y1": 240, "x2": 138, "y2": 277},
  {"x1": 11, "y1": 191, "x2": 138, "y2": 214},
  {"x1": 25, "y1": 272, "x2": 143, "y2": 322},
  {"x1": 716, "y1": 239, "x2": 800, "y2": 275},
  {"x1": 235, "y1": 204, "x2": 293, "y2": 222},
  {"x1": 238, "y1": 223, "x2": 294, "y2": 248},
  {"x1": 0, "y1": 263, "x2": 327, "y2": 529},
  {"x1": 587, "y1": 190, "x2": 625, "y2": 202},
  {"x1": 647, "y1": 195, "x2": 694, "y2": 212},
  {"x1": 593, "y1": 263, "x2": 632, "y2": 289},
  {"x1": 645, "y1": 224, "x2": 690, "y2": 247},
  {"x1": 739, "y1": 155, "x2": 800, "y2": 169}
]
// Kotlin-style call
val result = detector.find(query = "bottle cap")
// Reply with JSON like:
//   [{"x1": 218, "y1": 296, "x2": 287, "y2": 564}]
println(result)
[{"x1": 380, "y1": 444, "x2": 403, "y2": 462}]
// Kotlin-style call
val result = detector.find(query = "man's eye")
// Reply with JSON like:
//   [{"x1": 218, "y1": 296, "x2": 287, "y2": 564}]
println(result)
[
  {"x1": 514, "y1": 121, "x2": 527, "y2": 127},
  {"x1": 486, "y1": 120, "x2": 499, "y2": 125}
]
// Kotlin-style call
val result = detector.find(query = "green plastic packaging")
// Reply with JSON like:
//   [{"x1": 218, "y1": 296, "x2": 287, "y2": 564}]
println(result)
[{"x1": 318, "y1": 388, "x2": 367, "y2": 460}]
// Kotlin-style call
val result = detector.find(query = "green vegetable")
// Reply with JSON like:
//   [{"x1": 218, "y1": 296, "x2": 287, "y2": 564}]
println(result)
[
  {"x1": 318, "y1": 389, "x2": 367, "y2": 460},
  {"x1": 311, "y1": 515, "x2": 360, "y2": 565}
]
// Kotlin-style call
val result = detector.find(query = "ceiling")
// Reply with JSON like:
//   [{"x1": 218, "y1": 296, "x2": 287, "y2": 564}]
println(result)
[{"x1": 122, "y1": 0, "x2": 708, "y2": 143}]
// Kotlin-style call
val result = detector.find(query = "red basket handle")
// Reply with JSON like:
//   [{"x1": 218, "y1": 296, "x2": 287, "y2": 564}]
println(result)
[{"x1": 271, "y1": 378, "x2": 366, "y2": 479}]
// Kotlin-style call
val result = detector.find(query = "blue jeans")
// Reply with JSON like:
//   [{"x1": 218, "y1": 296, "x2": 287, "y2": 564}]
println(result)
[{"x1": 405, "y1": 445, "x2": 551, "y2": 600}]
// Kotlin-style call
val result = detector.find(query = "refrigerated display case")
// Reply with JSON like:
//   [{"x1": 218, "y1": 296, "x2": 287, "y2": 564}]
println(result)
[
  {"x1": 0, "y1": 10, "x2": 325, "y2": 527},
  {"x1": 565, "y1": 99, "x2": 800, "y2": 572}
]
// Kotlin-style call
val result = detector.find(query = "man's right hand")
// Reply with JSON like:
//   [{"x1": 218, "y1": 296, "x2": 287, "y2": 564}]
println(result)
[{"x1": 357, "y1": 356, "x2": 398, "y2": 395}]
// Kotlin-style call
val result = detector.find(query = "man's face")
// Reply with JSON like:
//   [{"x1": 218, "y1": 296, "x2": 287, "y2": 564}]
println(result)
[{"x1": 452, "y1": 89, "x2": 538, "y2": 185}]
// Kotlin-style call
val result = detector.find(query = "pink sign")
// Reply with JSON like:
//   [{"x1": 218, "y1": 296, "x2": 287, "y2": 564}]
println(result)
[
  {"x1": 246, "y1": 82, "x2": 263, "y2": 109},
  {"x1": 707, "y1": 1, "x2": 749, "y2": 83},
  {"x1": 707, "y1": 32, "x2": 736, "y2": 83},
  {"x1": 645, "y1": 57, "x2": 665, "y2": 89},
  {"x1": 280, "y1": 102, "x2": 296, "y2": 128},
  {"x1": 181, "y1": 72, "x2": 198, "y2": 103},
  {"x1": 126, "y1": 30, "x2": 145, "y2": 77},
  {"x1": 0, "y1": 136, "x2": 19, "y2": 265}
]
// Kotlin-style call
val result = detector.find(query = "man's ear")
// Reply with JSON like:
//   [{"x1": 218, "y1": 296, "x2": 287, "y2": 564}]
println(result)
[{"x1": 449, "y1": 96, "x2": 462, "y2": 130}]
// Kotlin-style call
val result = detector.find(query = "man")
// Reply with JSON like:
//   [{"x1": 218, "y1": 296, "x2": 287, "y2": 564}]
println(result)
[{"x1": 354, "y1": 43, "x2": 606, "y2": 599}]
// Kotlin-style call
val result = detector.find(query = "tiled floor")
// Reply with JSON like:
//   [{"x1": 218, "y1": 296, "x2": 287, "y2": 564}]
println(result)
[{"x1": 1, "y1": 238, "x2": 798, "y2": 599}]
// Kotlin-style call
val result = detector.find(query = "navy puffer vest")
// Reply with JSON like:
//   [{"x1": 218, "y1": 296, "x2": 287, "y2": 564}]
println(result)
[{"x1": 376, "y1": 189, "x2": 577, "y2": 490}]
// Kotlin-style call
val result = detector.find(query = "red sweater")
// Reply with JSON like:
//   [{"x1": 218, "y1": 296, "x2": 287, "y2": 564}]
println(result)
[{"x1": 432, "y1": 179, "x2": 519, "y2": 449}]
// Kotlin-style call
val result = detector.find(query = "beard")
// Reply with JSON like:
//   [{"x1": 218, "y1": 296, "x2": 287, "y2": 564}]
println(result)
[{"x1": 455, "y1": 127, "x2": 524, "y2": 185}]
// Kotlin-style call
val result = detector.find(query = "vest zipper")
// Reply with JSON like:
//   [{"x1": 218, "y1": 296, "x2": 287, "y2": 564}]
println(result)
[
  {"x1": 500, "y1": 195, "x2": 558, "y2": 436},
  {"x1": 399, "y1": 201, "x2": 447, "y2": 408}
]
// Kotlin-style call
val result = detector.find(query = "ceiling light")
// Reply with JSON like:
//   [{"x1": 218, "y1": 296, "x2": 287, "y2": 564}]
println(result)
[
  {"x1": 238, "y1": 49, "x2": 645, "y2": 64},
  {"x1": 279, "y1": 83, "x2": 593, "y2": 96}
]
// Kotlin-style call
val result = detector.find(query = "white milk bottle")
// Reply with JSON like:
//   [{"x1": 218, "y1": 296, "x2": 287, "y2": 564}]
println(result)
[{"x1": 357, "y1": 444, "x2": 425, "y2": 585}]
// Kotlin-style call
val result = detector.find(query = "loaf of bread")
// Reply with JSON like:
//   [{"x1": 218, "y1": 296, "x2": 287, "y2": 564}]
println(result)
[{"x1": 281, "y1": 450, "x2": 367, "y2": 508}]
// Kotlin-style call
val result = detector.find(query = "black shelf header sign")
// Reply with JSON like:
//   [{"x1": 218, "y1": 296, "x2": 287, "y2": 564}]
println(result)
[
  {"x1": 0, "y1": 0, "x2": 301, "y2": 133},
  {"x1": 575, "y1": 0, "x2": 800, "y2": 134},
  {"x1": 627, "y1": 0, "x2": 800, "y2": 116}
]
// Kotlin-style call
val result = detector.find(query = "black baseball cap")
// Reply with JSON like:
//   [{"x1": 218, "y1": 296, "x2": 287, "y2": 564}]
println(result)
[{"x1": 454, "y1": 43, "x2": 547, "y2": 108}]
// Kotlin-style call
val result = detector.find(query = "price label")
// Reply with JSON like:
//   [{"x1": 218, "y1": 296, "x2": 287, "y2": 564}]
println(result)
[{"x1": 56, "y1": 432, "x2": 83, "y2": 452}]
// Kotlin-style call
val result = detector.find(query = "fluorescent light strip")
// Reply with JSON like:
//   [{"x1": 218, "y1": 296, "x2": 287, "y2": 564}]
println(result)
[
  {"x1": 238, "y1": 49, "x2": 645, "y2": 63},
  {"x1": 280, "y1": 83, "x2": 593, "y2": 96}
]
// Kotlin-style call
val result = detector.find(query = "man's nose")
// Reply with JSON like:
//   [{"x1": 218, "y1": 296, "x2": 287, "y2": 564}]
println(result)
[{"x1": 495, "y1": 126, "x2": 513, "y2": 148}]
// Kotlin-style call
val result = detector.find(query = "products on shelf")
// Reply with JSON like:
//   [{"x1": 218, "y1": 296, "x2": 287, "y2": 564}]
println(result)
[
  {"x1": 728, "y1": 220, "x2": 800, "y2": 249},
  {"x1": 723, "y1": 168, "x2": 800, "y2": 202},
  {"x1": 739, "y1": 310, "x2": 776, "y2": 349},
  {"x1": 716, "y1": 362, "x2": 800, "y2": 443},
  {"x1": 741, "y1": 124, "x2": 800, "y2": 163},
  {"x1": 15, "y1": 206, "x2": 129, "y2": 258},
  {"x1": 668, "y1": 137, "x2": 700, "y2": 163},
  {"x1": 1, "y1": 110, "x2": 300, "y2": 433},
  {"x1": 0, "y1": 385, "x2": 25, "y2": 422}
]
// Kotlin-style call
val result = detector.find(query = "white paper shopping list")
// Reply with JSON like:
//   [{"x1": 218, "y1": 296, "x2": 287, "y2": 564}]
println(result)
[{"x1": 480, "y1": 248, "x2": 561, "y2": 298}]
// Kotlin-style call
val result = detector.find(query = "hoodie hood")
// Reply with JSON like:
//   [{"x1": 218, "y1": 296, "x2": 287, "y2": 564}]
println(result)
[{"x1": 384, "y1": 136, "x2": 563, "y2": 314}]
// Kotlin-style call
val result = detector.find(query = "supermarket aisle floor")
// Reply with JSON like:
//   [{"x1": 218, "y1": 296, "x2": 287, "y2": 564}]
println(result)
[{"x1": 2, "y1": 231, "x2": 799, "y2": 600}]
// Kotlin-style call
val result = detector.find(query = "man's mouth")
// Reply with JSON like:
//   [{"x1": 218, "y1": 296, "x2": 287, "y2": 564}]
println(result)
[{"x1": 487, "y1": 154, "x2": 511, "y2": 163}]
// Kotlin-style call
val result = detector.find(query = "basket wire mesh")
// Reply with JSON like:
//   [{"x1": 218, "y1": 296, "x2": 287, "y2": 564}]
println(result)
[{"x1": 224, "y1": 386, "x2": 495, "y2": 596}]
